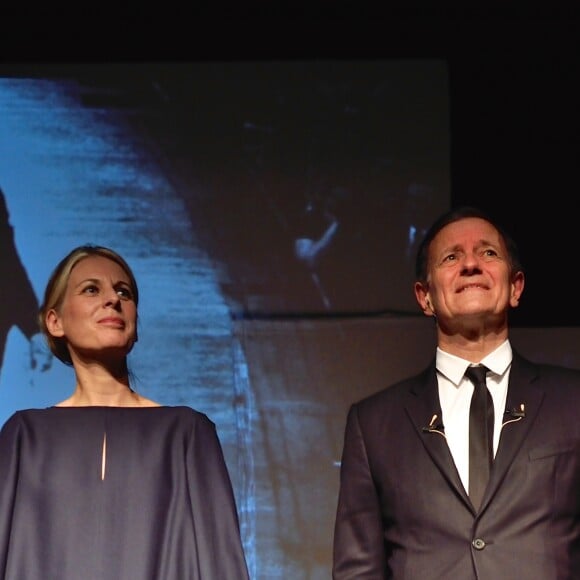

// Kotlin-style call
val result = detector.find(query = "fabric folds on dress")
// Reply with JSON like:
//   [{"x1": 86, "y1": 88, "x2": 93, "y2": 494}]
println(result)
[{"x1": 0, "y1": 406, "x2": 250, "y2": 580}]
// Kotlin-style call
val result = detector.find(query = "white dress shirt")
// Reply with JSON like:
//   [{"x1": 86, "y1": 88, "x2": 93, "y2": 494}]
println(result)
[{"x1": 435, "y1": 339, "x2": 512, "y2": 494}]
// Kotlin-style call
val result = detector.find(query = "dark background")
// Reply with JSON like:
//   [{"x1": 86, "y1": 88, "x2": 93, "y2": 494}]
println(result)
[{"x1": 2, "y1": 19, "x2": 578, "y2": 326}]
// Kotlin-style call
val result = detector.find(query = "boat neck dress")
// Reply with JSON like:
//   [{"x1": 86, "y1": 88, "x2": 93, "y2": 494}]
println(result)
[{"x1": 0, "y1": 406, "x2": 250, "y2": 580}]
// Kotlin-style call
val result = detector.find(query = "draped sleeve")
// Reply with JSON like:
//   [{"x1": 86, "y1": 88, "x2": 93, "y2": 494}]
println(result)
[
  {"x1": 0, "y1": 412, "x2": 23, "y2": 575},
  {"x1": 184, "y1": 411, "x2": 250, "y2": 579}
]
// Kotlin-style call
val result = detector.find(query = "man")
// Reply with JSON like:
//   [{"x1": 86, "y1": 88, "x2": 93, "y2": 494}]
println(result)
[{"x1": 332, "y1": 206, "x2": 580, "y2": 579}]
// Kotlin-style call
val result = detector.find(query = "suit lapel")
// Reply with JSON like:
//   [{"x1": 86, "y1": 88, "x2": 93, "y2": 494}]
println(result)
[
  {"x1": 484, "y1": 354, "x2": 544, "y2": 505},
  {"x1": 404, "y1": 353, "x2": 544, "y2": 513},
  {"x1": 404, "y1": 362, "x2": 470, "y2": 505}
]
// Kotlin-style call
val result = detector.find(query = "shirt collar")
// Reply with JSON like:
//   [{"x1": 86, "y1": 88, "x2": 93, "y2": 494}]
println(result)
[{"x1": 436, "y1": 339, "x2": 512, "y2": 386}]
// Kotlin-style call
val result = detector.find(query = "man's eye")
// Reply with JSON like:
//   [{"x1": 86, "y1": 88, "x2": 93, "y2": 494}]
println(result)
[
  {"x1": 443, "y1": 253, "x2": 456, "y2": 262},
  {"x1": 484, "y1": 249, "x2": 498, "y2": 257}
]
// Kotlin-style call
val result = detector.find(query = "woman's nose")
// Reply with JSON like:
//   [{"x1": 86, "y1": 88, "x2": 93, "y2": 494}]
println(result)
[{"x1": 103, "y1": 289, "x2": 121, "y2": 308}]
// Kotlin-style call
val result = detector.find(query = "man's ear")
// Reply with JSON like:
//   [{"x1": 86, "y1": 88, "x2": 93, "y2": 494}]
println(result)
[
  {"x1": 45, "y1": 309, "x2": 65, "y2": 338},
  {"x1": 509, "y1": 271, "x2": 525, "y2": 308},
  {"x1": 414, "y1": 282, "x2": 434, "y2": 316}
]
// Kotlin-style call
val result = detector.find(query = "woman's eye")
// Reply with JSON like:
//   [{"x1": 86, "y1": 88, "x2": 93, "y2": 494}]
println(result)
[
  {"x1": 117, "y1": 287, "x2": 133, "y2": 299},
  {"x1": 82, "y1": 285, "x2": 99, "y2": 294}
]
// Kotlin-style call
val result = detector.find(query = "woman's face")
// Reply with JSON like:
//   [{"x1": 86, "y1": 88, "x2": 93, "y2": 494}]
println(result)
[{"x1": 45, "y1": 255, "x2": 138, "y2": 364}]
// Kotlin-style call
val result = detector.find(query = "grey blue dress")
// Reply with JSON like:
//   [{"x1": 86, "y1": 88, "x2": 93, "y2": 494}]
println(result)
[{"x1": 0, "y1": 406, "x2": 250, "y2": 579}]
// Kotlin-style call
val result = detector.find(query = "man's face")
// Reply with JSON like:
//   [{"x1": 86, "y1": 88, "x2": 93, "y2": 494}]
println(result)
[{"x1": 416, "y1": 217, "x2": 523, "y2": 327}]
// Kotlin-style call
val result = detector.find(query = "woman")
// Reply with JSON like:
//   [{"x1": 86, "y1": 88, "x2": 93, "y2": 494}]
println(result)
[{"x1": 0, "y1": 245, "x2": 250, "y2": 579}]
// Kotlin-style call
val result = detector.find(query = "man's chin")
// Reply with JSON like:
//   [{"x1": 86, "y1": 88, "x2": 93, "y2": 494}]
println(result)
[{"x1": 456, "y1": 307, "x2": 505, "y2": 325}]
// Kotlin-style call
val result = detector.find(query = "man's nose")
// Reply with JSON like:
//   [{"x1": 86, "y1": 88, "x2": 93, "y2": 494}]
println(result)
[{"x1": 461, "y1": 252, "x2": 482, "y2": 273}]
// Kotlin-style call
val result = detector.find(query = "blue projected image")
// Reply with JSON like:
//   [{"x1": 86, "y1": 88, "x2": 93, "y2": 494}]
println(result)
[
  {"x1": 0, "y1": 76, "x2": 257, "y2": 571},
  {"x1": 0, "y1": 62, "x2": 453, "y2": 578}
]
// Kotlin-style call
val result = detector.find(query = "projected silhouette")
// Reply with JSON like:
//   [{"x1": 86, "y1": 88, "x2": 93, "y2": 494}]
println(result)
[
  {"x1": 293, "y1": 200, "x2": 340, "y2": 310},
  {"x1": 0, "y1": 187, "x2": 52, "y2": 374}
]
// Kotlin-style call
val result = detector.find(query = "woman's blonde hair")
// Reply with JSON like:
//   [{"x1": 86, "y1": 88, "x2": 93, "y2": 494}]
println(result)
[{"x1": 38, "y1": 245, "x2": 139, "y2": 365}]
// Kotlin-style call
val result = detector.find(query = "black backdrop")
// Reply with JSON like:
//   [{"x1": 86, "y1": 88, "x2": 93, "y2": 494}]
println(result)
[{"x1": 445, "y1": 22, "x2": 579, "y2": 327}]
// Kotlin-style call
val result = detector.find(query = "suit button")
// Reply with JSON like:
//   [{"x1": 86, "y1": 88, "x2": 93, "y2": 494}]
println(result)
[{"x1": 472, "y1": 538, "x2": 486, "y2": 550}]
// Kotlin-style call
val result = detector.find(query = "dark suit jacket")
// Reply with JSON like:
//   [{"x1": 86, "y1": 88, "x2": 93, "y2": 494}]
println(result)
[{"x1": 332, "y1": 350, "x2": 580, "y2": 579}]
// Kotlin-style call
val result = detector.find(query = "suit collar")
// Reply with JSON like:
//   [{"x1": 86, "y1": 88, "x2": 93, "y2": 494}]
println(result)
[
  {"x1": 435, "y1": 340, "x2": 512, "y2": 386},
  {"x1": 405, "y1": 352, "x2": 545, "y2": 515}
]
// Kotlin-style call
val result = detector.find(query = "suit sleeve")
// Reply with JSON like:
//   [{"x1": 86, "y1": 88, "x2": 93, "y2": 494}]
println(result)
[
  {"x1": 185, "y1": 412, "x2": 250, "y2": 579},
  {"x1": 333, "y1": 404, "x2": 387, "y2": 579}
]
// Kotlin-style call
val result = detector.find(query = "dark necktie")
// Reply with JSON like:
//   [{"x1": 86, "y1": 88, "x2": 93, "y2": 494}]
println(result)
[{"x1": 465, "y1": 365, "x2": 494, "y2": 510}]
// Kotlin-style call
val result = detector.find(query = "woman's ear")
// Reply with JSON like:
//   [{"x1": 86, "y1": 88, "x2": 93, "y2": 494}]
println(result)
[{"x1": 45, "y1": 309, "x2": 65, "y2": 338}]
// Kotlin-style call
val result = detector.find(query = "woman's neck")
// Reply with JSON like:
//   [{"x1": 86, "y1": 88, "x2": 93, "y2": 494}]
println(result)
[{"x1": 56, "y1": 361, "x2": 158, "y2": 407}]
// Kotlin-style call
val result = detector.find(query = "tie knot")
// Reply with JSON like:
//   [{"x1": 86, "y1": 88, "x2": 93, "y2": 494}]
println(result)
[{"x1": 465, "y1": 365, "x2": 489, "y2": 387}]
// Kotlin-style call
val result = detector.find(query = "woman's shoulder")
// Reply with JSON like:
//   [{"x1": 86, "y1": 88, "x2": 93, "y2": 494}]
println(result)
[
  {"x1": 1, "y1": 406, "x2": 218, "y2": 444},
  {"x1": 126, "y1": 405, "x2": 217, "y2": 431},
  {"x1": 4, "y1": 405, "x2": 212, "y2": 425},
  {"x1": 159, "y1": 405, "x2": 212, "y2": 421},
  {"x1": 0, "y1": 408, "x2": 46, "y2": 439},
  {"x1": 2, "y1": 407, "x2": 50, "y2": 424}
]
